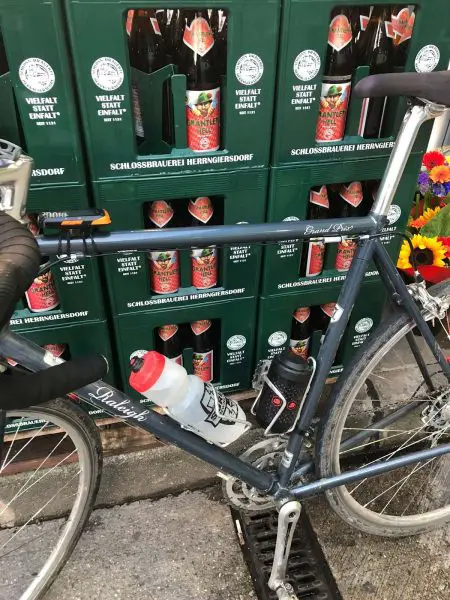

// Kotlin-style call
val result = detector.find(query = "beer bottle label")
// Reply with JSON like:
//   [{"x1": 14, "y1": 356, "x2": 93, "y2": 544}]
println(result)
[
  {"x1": 335, "y1": 240, "x2": 357, "y2": 271},
  {"x1": 310, "y1": 185, "x2": 329, "y2": 208},
  {"x1": 132, "y1": 85, "x2": 144, "y2": 138},
  {"x1": 150, "y1": 17, "x2": 162, "y2": 35},
  {"x1": 360, "y1": 14, "x2": 370, "y2": 31},
  {"x1": 191, "y1": 246, "x2": 218, "y2": 289},
  {"x1": 25, "y1": 270, "x2": 59, "y2": 312},
  {"x1": 385, "y1": 21, "x2": 395, "y2": 39},
  {"x1": 148, "y1": 200, "x2": 174, "y2": 228},
  {"x1": 316, "y1": 79, "x2": 351, "y2": 143},
  {"x1": 321, "y1": 302, "x2": 336, "y2": 318},
  {"x1": 43, "y1": 343, "x2": 67, "y2": 359},
  {"x1": 149, "y1": 250, "x2": 180, "y2": 294},
  {"x1": 188, "y1": 197, "x2": 214, "y2": 223},
  {"x1": 392, "y1": 7, "x2": 409, "y2": 40},
  {"x1": 171, "y1": 355, "x2": 183, "y2": 366},
  {"x1": 191, "y1": 319, "x2": 212, "y2": 335},
  {"x1": 193, "y1": 349, "x2": 213, "y2": 383},
  {"x1": 327, "y1": 14, "x2": 352, "y2": 52},
  {"x1": 305, "y1": 241, "x2": 325, "y2": 277},
  {"x1": 339, "y1": 182, "x2": 363, "y2": 207},
  {"x1": 183, "y1": 17, "x2": 215, "y2": 56},
  {"x1": 399, "y1": 12, "x2": 415, "y2": 45},
  {"x1": 186, "y1": 88, "x2": 220, "y2": 152},
  {"x1": 293, "y1": 307, "x2": 311, "y2": 323},
  {"x1": 158, "y1": 324, "x2": 178, "y2": 341},
  {"x1": 125, "y1": 9, "x2": 134, "y2": 35},
  {"x1": 289, "y1": 337, "x2": 310, "y2": 359}
]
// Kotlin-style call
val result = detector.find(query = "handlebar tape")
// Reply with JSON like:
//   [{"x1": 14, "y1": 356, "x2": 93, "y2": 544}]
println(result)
[
  {"x1": 0, "y1": 354, "x2": 108, "y2": 410},
  {"x1": 0, "y1": 212, "x2": 41, "y2": 327}
]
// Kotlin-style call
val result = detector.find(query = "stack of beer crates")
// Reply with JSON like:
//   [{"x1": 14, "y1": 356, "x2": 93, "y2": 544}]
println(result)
[
  {"x1": 0, "y1": 0, "x2": 116, "y2": 415},
  {"x1": 1, "y1": 0, "x2": 449, "y2": 406},
  {"x1": 255, "y1": 0, "x2": 448, "y2": 373}
]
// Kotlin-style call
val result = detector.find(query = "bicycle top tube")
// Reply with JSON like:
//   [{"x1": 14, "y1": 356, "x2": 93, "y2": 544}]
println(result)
[{"x1": 37, "y1": 214, "x2": 380, "y2": 256}]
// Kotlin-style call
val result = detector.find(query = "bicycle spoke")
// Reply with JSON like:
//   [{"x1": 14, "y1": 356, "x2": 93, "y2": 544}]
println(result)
[{"x1": 1, "y1": 420, "x2": 50, "y2": 472}]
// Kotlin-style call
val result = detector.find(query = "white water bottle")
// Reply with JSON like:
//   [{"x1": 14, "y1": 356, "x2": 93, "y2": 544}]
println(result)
[{"x1": 129, "y1": 351, "x2": 247, "y2": 446}]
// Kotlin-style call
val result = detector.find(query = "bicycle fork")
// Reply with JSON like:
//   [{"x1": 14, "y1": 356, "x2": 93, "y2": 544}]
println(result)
[{"x1": 268, "y1": 500, "x2": 302, "y2": 600}]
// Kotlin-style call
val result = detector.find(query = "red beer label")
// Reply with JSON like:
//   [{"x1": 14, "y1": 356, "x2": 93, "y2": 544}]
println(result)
[
  {"x1": 335, "y1": 240, "x2": 357, "y2": 271},
  {"x1": 290, "y1": 337, "x2": 310, "y2": 359},
  {"x1": 25, "y1": 270, "x2": 59, "y2": 312},
  {"x1": 293, "y1": 307, "x2": 311, "y2": 323},
  {"x1": 44, "y1": 343, "x2": 67, "y2": 358},
  {"x1": 316, "y1": 80, "x2": 351, "y2": 142},
  {"x1": 392, "y1": 7, "x2": 409, "y2": 39},
  {"x1": 186, "y1": 88, "x2": 220, "y2": 152},
  {"x1": 400, "y1": 12, "x2": 415, "y2": 44},
  {"x1": 360, "y1": 14, "x2": 370, "y2": 31},
  {"x1": 158, "y1": 324, "x2": 178, "y2": 341},
  {"x1": 339, "y1": 182, "x2": 363, "y2": 207},
  {"x1": 310, "y1": 185, "x2": 329, "y2": 209},
  {"x1": 321, "y1": 302, "x2": 336, "y2": 318},
  {"x1": 191, "y1": 319, "x2": 212, "y2": 336},
  {"x1": 150, "y1": 17, "x2": 161, "y2": 35},
  {"x1": 149, "y1": 250, "x2": 180, "y2": 294},
  {"x1": 125, "y1": 9, "x2": 134, "y2": 35},
  {"x1": 193, "y1": 349, "x2": 213, "y2": 383},
  {"x1": 172, "y1": 354, "x2": 183, "y2": 366},
  {"x1": 327, "y1": 14, "x2": 352, "y2": 52},
  {"x1": 306, "y1": 241, "x2": 325, "y2": 277},
  {"x1": 183, "y1": 17, "x2": 215, "y2": 56},
  {"x1": 148, "y1": 201, "x2": 174, "y2": 228},
  {"x1": 385, "y1": 20, "x2": 395, "y2": 40},
  {"x1": 188, "y1": 197, "x2": 214, "y2": 223},
  {"x1": 191, "y1": 246, "x2": 218, "y2": 289}
]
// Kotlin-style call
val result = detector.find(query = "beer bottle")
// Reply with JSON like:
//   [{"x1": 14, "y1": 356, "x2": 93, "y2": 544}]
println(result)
[
  {"x1": 312, "y1": 303, "x2": 336, "y2": 342},
  {"x1": 189, "y1": 197, "x2": 218, "y2": 289},
  {"x1": 43, "y1": 343, "x2": 71, "y2": 361},
  {"x1": 191, "y1": 319, "x2": 214, "y2": 383},
  {"x1": 290, "y1": 307, "x2": 311, "y2": 359},
  {"x1": 129, "y1": 9, "x2": 166, "y2": 142},
  {"x1": 334, "y1": 181, "x2": 363, "y2": 272},
  {"x1": 178, "y1": 10, "x2": 220, "y2": 152},
  {"x1": 358, "y1": 7, "x2": 393, "y2": 139},
  {"x1": 354, "y1": 5, "x2": 373, "y2": 63},
  {"x1": 125, "y1": 9, "x2": 134, "y2": 37},
  {"x1": 391, "y1": 6, "x2": 415, "y2": 68},
  {"x1": 301, "y1": 185, "x2": 329, "y2": 277},
  {"x1": 316, "y1": 7, "x2": 355, "y2": 143},
  {"x1": 155, "y1": 9, "x2": 168, "y2": 38},
  {"x1": 147, "y1": 200, "x2": 180, "y2": 295},
  {"x1": 209, "y1": 9, "x2": 227, "y2": 75},
  {"x1": 155, "y1": 324, "x2": 183, "y2": 366},
  {"x1": 25, "y1": 260, "x2": 60, "y2": 313}
]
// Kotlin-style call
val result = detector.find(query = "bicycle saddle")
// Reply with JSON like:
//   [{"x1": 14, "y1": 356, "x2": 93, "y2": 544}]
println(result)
[{"x1": 354, "y1": 71, "x2": 450, "y2": 107}]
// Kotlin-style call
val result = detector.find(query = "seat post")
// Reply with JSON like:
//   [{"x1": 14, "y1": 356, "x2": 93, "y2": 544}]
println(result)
[{"x1": 371, "y1": 102, "x2": 447, "y2": 219}]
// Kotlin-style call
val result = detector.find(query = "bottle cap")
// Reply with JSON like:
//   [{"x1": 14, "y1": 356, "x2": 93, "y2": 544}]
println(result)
[
  {"x1": 129, "y1": 351, "x2": 166, "y2": 392},
  {"x1": 269, "y1": 350, "x2": 312, "y2": 382}
]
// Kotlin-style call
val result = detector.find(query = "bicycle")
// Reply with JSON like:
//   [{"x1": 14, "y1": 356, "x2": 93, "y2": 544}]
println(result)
[{"x1": 0, "y1": 71, "x2": 449, "y2": 600}]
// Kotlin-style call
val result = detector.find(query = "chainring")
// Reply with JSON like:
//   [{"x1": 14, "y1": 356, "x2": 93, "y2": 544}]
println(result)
[{"x1": 221, "y1": 436, "x2": 288, "y2": 511}]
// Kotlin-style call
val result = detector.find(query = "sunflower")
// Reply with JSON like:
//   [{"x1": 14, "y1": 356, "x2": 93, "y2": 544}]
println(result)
[
  {"x1": 409, "y1": 206, "x2": 441, "y2": 229},
  {"x1": 429, "y1": 164, "x2": 450, "y2": 184},
  {"x1": 397, "y1": 234, "x2": 447, "y2": 269}
]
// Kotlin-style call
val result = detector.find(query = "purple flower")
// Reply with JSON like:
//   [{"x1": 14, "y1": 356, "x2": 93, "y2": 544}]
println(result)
[
  {"x1": 432, "y1": 183, "x2": 446, "y2": 197},
  {"x1": 444, "y1": 181, "x2": 450, "y2": 194},
  {"x1": 418, "y1": 171, "x2": 430, "y2": 185}
]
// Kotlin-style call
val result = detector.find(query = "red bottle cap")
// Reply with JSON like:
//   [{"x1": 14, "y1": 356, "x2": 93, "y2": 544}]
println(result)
[{"x1": 129, "y1": 351, "x2": 165, "y2": 393}]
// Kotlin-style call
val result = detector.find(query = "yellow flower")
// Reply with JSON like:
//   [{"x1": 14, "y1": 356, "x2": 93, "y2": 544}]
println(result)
[
  {"x1": 397, "y1": 234, "x2": 447, "y2": 269},
  {"x1": 409, "y1": 206, "x2": 441, "y2": 229},
  {"x1": 429, "y1": 164, "x2": 450, "y2": 183},
  {"x1": 446, "y1": 155, "x2": 450, "y2": 165}
]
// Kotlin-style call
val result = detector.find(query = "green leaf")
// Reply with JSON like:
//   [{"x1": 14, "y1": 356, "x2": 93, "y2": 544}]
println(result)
[{"x1": 420, "y1": 203, "x2": 450, "y2": 237}]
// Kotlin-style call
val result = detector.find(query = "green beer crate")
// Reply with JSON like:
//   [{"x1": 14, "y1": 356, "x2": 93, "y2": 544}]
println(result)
[
  {"x1": 96, "y1": 169, "x2": 267, "y2": 314},
  {"x1": 10, "y1": 256, "x2": 106, "y2": 329},
  {"x1": 0, "y1": 0, "x2": 87, "y2": 205},
  {"x1": 113, "y1": 296, "x2": 257, "y2": 400},
  {"x1": 6, "y1": 320, "x2": 117, "y2": 428},
  {"x1": 261, "y1": 153, "x2": 422, "y2": 297},
  {"x1": 64, "y1": 0, "x2": 280, "y2": 180},
  {"x1": 272, "y1": 1, "x2": 449, "y2": 166},
  {"x1": 255, "y1": 280, "x2": 386, "y2": 377}
]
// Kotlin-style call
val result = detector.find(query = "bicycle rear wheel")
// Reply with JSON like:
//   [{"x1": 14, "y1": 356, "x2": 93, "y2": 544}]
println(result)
[
  {"x1": 0, "y1": 397, "x2": 101, "y2": 599},
  {"x1": 317, "y1": 280, "x2": 450, "y2": 537}
]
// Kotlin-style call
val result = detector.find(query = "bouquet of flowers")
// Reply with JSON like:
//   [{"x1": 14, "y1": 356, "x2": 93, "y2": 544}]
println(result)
[{"x1": 397, "y1": 150, "x2": 450, "y2": 283}]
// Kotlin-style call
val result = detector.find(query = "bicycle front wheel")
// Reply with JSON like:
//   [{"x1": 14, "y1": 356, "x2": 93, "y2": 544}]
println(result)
[
  {"x1": 0, "y1": 397, "x2": 102, "y2": 599},
  {"x1": 317, "y1": 280, "x2": 450, "y2": 537}
]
